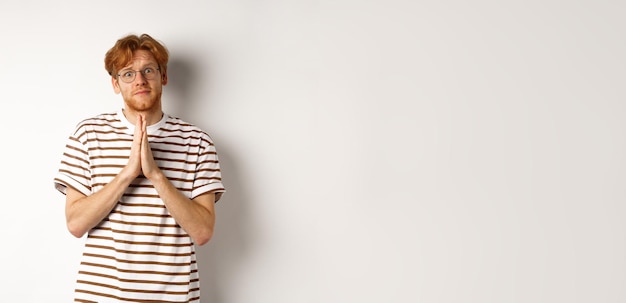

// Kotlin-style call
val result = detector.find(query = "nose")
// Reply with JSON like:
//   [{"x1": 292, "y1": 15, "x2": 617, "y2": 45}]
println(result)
[{"x1": 134, "y1": 72, "x2": 148, "y2": 84}]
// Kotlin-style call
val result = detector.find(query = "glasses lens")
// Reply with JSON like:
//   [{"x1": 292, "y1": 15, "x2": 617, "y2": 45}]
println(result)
[
  {"x1": 120, "y1": 71, "x2": 135, "y2": 83},
  {"x1": 143, "y1": 68, "x2": 156, "y2": 80}
]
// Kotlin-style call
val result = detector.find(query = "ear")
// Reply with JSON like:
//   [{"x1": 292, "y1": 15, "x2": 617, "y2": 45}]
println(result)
[
  {"x1": 161, "y1": 71, "x2": 168, "y2": 86},
  {"x1": 112, "y1": 76, "x2": 121, "y2": 94}
]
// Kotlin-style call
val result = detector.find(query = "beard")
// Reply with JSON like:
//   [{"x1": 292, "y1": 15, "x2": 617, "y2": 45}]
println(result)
[{"x1": 123, "y1": 92, "x2": 162, "y2": 112}]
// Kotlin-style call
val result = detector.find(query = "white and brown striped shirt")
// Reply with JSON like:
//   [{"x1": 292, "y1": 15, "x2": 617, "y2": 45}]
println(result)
[{"x1": 54, "y1": 110, "x2": 225, "y2": 303}]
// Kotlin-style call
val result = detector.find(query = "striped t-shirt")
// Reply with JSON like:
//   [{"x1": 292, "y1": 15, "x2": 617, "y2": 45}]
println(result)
[{"x1": 54, "y1": 110, "x2": 225, "y2": 302}]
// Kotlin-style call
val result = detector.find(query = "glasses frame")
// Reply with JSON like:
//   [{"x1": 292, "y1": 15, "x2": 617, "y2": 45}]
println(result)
[{"x1": 116, "y1": 66, "x2": 161, "y2": 83}]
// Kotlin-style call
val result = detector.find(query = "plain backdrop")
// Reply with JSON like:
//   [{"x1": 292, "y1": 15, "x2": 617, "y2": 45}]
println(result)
[{"x1": 1, "y1": 0, "x2": 624, "y2": 302}]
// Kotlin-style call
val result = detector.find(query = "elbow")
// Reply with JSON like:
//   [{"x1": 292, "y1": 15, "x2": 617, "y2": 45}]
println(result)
[
  {"x1": 66, "y1": 220, "x2": 87, "y2": 238},
  {"x1": 68, "y1": 227, "x2": 86, "y2": 238},
  {"x1": 194, "y1": 229, "x2": 214, "y2": 246}
]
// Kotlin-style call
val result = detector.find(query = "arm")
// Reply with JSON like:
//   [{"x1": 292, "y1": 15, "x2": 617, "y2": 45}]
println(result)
[
  {"x1": 149, "y1": 173, "x2": 216, "y2": 246},
  {"x1": 138, "y1": 114, "x2": 216, "y2": 246},
  {"x1": 65, "y1": 115, "x2": 144, "y2": 238},
  {"x1": 64, "y1": 171, "x2": 135, "y2": 238}
]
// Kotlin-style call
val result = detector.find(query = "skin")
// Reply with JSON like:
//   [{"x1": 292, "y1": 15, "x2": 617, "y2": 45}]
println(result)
[{"x1": 65, "y1": 50, "x2": 216, "y2": 246}]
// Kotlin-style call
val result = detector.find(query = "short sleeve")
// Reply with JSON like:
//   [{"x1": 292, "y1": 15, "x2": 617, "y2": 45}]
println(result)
[
  {"x1": 53, "y1": 127, "x2": 92, "y2": 197},
  {"x1": 190, "y1": 134, "x2": 225, "y2": 202}
]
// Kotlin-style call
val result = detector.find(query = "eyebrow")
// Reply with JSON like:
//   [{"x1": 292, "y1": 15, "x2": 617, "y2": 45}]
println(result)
[{"x1": 120, "y1": 64, "x2": 158, "y2": 71}]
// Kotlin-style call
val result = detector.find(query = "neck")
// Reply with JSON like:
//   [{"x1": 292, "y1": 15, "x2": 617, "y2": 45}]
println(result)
[{"x1": 122, "y1": 108, "x2": 163, "y2": 126}]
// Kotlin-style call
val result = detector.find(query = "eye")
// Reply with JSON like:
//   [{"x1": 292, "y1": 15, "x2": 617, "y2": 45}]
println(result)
[
  {"x1": 122, "y1": 71, "x2": 134, "y2": 78},
  {"x1": 143, "y1": 67, "x2": 154, "y2": 74}
]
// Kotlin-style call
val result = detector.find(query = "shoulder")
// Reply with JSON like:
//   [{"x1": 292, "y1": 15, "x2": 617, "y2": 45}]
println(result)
[
  {"x1": 163, "y1": 115, "x2": 215, "y2": 143},
  {"x1": 70, "y1": 112, "x2": 120, "y2": 138},
  {"x1": 74, "y1": 112, "x2": 119, "y2": 129}
]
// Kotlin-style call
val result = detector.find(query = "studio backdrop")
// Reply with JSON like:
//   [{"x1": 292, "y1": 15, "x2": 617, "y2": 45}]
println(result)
[{"x1": 0, "y1": 0, "x2": 624, "y2": 302}]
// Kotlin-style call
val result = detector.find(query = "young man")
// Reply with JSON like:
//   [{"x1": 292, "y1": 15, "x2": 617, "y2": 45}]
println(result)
[{"x1": 54, "y1": 33, "x2": 225, "y2": 302}]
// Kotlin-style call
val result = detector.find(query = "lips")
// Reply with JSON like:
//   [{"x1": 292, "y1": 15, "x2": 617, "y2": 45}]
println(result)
[{"x1": 134, "y1": 89, "x2": 150, "y2": 95}]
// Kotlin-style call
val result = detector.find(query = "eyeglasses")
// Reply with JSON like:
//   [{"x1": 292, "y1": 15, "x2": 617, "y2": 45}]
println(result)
[{"x1": 116, "y1": 67, "x2": 160, "y2": 83}]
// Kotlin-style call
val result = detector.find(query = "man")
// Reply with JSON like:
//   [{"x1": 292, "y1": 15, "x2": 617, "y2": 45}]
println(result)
[{"x1": 54, "y1": 33, "x2": 225, "y2": 302}]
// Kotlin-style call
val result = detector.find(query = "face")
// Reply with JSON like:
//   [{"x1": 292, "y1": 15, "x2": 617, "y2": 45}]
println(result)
[{"x1": 112, "y1": 49, "x2": 168, "y2": 113}]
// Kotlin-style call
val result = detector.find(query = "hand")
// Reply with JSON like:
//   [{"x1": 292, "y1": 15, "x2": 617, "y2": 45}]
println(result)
[
  {"x1": 138, "y1": 115, "x2": 161, "y2": 180},
  {"x1": 125, "y1": 114, "x2": 144, "y2": 179}
]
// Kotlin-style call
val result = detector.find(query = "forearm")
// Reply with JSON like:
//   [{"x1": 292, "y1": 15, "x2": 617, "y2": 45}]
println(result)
[
  {"x1": 65, "y1": 170, "x2": 136, "y2": 238},
  {"x1": 148, "y1": 170, "x2": 216, "y2": 245}
]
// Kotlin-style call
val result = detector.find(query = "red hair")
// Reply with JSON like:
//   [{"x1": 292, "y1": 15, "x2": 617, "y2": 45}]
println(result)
[{"x1": 104, "y1": 33, "x2": 169, "y2": 77}]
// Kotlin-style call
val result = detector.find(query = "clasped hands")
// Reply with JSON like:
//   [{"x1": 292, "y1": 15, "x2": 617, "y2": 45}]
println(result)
[{"x1": 127, "y1": 114, "x2": 161, "y2": 180}]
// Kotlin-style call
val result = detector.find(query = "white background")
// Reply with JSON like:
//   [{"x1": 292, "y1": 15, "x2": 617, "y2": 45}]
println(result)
[{"x1": 1, "y1": 0, "x2": 624, "y2": 302}]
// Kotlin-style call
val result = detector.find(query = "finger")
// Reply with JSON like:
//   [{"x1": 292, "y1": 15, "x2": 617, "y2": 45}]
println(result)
[
  {"x1": 126, "y1": 114, "x2": 143, "y2": 178},
  {"x1": 132, "y1": 117, "x2": 143, "y2": 156},
  {"x1": 140, "y1": 114, "x2": 145, "y2": 131},
  {"x1": 141, "y1": 115, "x2": 149, "y2": 145},
  {"x1": 133, "y1": 114, "x2": 142, "y2": 137},
  {"x1": 140, "y1": 114, "x2": 145, "y2": 132}
]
